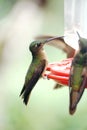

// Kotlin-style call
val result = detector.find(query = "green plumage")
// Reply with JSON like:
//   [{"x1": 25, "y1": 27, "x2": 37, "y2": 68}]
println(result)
[
  {"x1": 20, "y1": 41, "x2": 47, "y2": 105},
  {"x1": 69, "y1": 33, "x2": 87, "y2": 115},
  {"x1": 72, "y1": 65, "x2": 83, "y2": 90}
]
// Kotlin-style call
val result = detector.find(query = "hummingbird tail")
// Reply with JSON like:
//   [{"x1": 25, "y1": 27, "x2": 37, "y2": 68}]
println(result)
[
  {"x1": 19, "y1": 84, "x2": 30, "y2": 105},
  {"x1": 69, "y1": 107, "x2": 76, "y2": 115},
  {"x1": 20, "y1": 85, "x2": 26, "y2": 97},
  {"x1": 69, "y1": 91, "x2": 78, "y2": 115},
  {"x1": 53, "y1": 83, "x2": 64, "y2": 89},
  {"x1": 22, "y1": 92, "x2": 30, "y2": 105}
]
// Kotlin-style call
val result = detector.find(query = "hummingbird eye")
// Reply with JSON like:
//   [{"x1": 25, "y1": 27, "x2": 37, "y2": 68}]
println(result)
[
  {"x1": 34, "y1": 44, "x2": 38, "y2": 47},
  {"x1": 35, "y1": 42, "x2": 41, "y2": 48}
]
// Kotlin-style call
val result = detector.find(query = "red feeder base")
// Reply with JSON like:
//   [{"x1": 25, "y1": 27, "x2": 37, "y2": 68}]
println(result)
[{"x1": 45, "y1": 58, "x2": 87, "y2": 88}]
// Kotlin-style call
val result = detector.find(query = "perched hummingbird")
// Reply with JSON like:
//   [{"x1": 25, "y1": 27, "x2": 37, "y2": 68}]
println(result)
[
  {"x1": 20, "y1": 36, "x2": 64, "y2": 105},
  {"x1": 69, "y1": 33, "x2": 87, "y2": 115}
]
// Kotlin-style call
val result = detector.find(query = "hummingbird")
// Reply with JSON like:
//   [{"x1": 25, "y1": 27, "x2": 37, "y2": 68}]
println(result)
[
  {"x1": 69, "y1": 33, "x2": 87, "y2": 115},
  {"x1": 20, "y1": 36, "x2": 65, "y2": 105},
  {"x1": 36, "y1": 35, "x2": 75, "y2": 88}
]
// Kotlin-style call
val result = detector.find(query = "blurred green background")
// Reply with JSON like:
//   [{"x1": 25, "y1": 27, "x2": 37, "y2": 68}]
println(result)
[{"x1": 0, "y1": 0, "x2": 87, "y2": 130}]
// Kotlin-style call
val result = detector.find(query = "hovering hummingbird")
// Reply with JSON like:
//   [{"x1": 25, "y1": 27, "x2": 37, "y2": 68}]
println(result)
[
  {"x1": 20, "y1": 36, "x2": 65, "y2": 105},
  {"x1": 36, "y1": 35, "x2": 76, "y2": 89},
  {"x1": 69, "y1": 33, "x2": 87, "y2": 115},
  {"x1": 36, "y1": 35, "x2": 75, "y2": 58}
]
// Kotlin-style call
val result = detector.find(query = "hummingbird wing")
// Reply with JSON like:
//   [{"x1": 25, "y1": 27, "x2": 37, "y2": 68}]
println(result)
[
  {"x1": 36, "y1": 35, "x2": 75, "y2": 58},
  {"x1": 20, "y1": 60, "x2": 46, "y2": 105},
  {"x1": 77, "y1": 76, "x2": 87, "y2": 103},
  {"x1": 69, "y1": 74, "x2": 87, "y2": 115},
  {"x1": 69, "y1": 53, "x2": 87, "y2": 115},
  {"x1": 78, "y1": 53, "x2": 87, "y2": 100}
]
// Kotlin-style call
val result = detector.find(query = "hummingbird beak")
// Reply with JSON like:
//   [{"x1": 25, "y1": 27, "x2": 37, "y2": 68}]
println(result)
[
  {"x1": 43, "y1": 36, "x2": 64, "y2": 44},
  {"x1": 76, "y1": 32, "x2": 81, "y2": 39}
]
